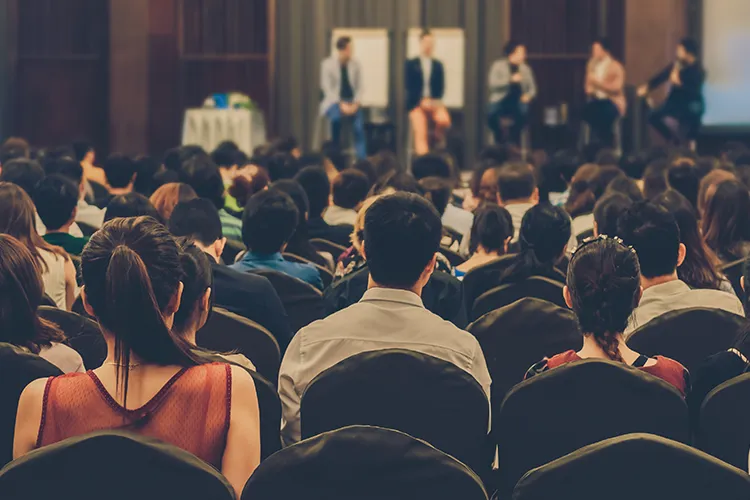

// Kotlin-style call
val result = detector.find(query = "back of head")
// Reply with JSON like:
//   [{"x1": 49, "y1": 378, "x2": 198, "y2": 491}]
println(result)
[
  {"x1": 702, "y1": 180, "x2": 750, "y2": 257},
  {"x1": 0, "y1": 159, "x2": 45, "y2": 197},
  {"x1": 134, "y1": 156, "x2": 164, "y2": 196},
  {"x1": 333, "y1": 169, "x2": 371, "y2": 209},
  {"x1": 242, "y1": 190, "x2": 298, "y2": 254},
  {"x1": 44, "y1": 157, "x2": 84, "y2": 186},
  {"x1": 271, "y1": 179, "x2": 310, "y2": 220},
  {"x1": 698, "y1": 168, "x2": 737, "y2": 216},
  {"x1": 469, "y1": 204, "x2": 513, "y2": 255},
  {"x1": 680, "y1": 37, "x2": 699, "y2": 58},
  {"x1": 617, "y1": 201, "x2": 680, "y2": 279},
  {"x1": 351, "y1": 158, "x2": 378, "y2": 184},
  {"x1": 364, "y1": 193, "x2": 442, "y2": 289},
  {"x1": 594, "y1": 192, "x2": 633, "y2": 238},
  {"x1": 590, "y1": 166, "x2": 624, "y2": 200},
  {"x1": 605, "y1": 175, "x2": 643, "y2": 203},
  {"x1": 72, "y1": 141, "x2": 94, "y2": 163},
  {"x1": 211, "y1": 142, "x2": 242, "y2": 169},
  {"x1": 368, "y1": 150, "x2": 402, "y2": 180},
  {"x1": 0, "y1": 182, "x2": 41, "y2": 246},
  {"x1": 294, "y1": 166, "x2": 330, "y2": 219},
  {"x1": 104, "y1": 193, "x2": 162, "y2": 223},
  {"x1": 497, "y1": 162, "x2": 536, "y2": 204},
  {"x1": 504, "y1": 40, "x2": 521, "y2": 57},
  {"x1": 419, "y1": 177, "x2": 452, "y2": 216},
  {"x1": 565, "y1": 163, "x2": 600, "y2": 217},
  {"x1": 411, "y1": 154, "x2": 453, "y2": 181},
  {"x1": 0, "y1": 137, "x2": 30, "y2": 164},
  {"x1": 173, "y1": 243, "x2": 214, "y2": 336},
  {"x1": 169, "y1": 198, "x2": 223, "y2": 247},
  {"x1": 103, "y1": 153, "x2": 137, "y2": 189},
  {"x1": 668, "y1": 159, "x2": 700, "y2": 209},
  {"x1": 33, "y1": 175, "x2": 79, "y2": 232},
  {"x1": 178, "y1": 155, "x2": 225, "y2": 210},
  {"x1": 228, "y1": 167, "x2": 270, "y2": 209},
  {"x1": 370, "y1": 171, "x2": 423, "y2": 197},
  {"x1": 149, "y1": 183, "x2": 198, "y2": 222},
  {"x1": 567, "y1": 237, "x2": 641, "y2": 360},
  {"x1": 81, "y1": 217, "x2": 199, "y2": 398},
  {"x1": 642, "y1": 160, "x2": 669, "y2": 200},
  {"x1": 620, "y1": 152, "x2": 648, "y2": 180},
  {"x1": 266, "y1": 153, "x2": 299, "y2": 182}
]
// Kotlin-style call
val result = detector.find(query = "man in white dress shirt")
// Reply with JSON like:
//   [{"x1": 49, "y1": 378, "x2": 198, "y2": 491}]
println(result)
[{"x1": 278, "y1": 193, "x2": 491, "y2": 446}]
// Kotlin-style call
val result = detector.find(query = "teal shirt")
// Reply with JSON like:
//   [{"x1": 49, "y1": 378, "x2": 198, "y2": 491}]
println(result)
[
  {"x1": 230, "y1": 252, "x2": 323, "y2": 290},
  {"x1": 42, "y1": 232, "x2": 89, "y2": 256}
]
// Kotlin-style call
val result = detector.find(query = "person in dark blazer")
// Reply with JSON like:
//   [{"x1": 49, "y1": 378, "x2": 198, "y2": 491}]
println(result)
[
  {"x1": 169, "y1": 199, "x2": 294, "y2": 351},
  {"x1": 405, "y1": 29, "x2": 452, "y2": 156}
]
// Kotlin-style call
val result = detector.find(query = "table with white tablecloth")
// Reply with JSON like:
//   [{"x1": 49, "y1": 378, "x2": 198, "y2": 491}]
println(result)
[{"x1": 181, "y1": 108, "x2": 267, "y2": 154}]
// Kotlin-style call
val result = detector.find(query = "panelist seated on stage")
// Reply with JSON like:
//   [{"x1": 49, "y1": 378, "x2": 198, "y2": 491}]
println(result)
[
  {"x1": 487, "y1": 41, "x2": 537, "y2": 146},
  {"x1": 405, "y1": 29, "x2": 452, "y2": 156},
  {"x1": 637, "y1": 37, "x2": 705, "y2": 146},
  {"x1": 583, "y1": 37, "x2": 626, "y2": 148},
  {"x1": 319, "y1": 36, "x2": 367, "y2": 160}
]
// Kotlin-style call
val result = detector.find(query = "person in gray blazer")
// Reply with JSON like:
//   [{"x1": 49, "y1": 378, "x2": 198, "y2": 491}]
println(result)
[
  {"x1": 487, "y1": 41, "x2": 537, "y2": 146},
  {"x1": 320, "y1": 37, "x2": 366, "y2": 159}
]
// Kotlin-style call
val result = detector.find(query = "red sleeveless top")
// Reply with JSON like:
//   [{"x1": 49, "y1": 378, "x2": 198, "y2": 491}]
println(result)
[{"x1": 36, "y1": 363, "x2": 231, "y2": 468}]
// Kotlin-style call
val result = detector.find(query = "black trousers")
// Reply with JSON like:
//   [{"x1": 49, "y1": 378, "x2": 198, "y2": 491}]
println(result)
[
  {"x1": 487, "y1": 96, "x2": 528, "y2": 145},
  {"x1": 582, "y1": 99, "x2": 620, "y2": 147},
  {"x1": 648, "y1": 99, "x2": 703, "y2": 143}
]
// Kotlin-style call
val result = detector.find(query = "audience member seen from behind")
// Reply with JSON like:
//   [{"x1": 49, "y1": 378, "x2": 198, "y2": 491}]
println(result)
[
  {"x1": 13, "y1": 217, "x2": 260, "y2": 497},
  {"x1": 0, "y1": 235, "x2": 83, "y2": 373},
  {"x1": 97, "y1": 153, "x2": 137, "y2": 209},
  {"x1": 72, "y1": 140, "x2": 106, "y2": 189},
  {"x1": 668, "y1": 159, "x2": 701, "y2": 209},
  {"x1": 278, "y1": 193, "x2": 491, "y2": 445},
  {"x1": 149, "y1": 182, "x2": 198, "y2": 222},
  {"x1": 295, "y1": 166, "x2": 352, "y2": 247},
  {"x1": 617, "y1": 202, "x2": 743, "y2": 336},
  {"x1": 455, "y1": 205, "x2": 513, "y2": 279},
  {"x1": 496, "y1": 162, "x2": 539, "y2": 242},
  {"x1": 334, "y1": 195, "x2": 381, "y2": 279},
  {"x1": 44, "y1": 156, "x2": 106, "y2": 230},
  {"x1": 466, "y1": 160, "x2": 499, "y2": 211},
  {"x1": 593, "y1": 192, "x2": 633, "y2": 238},
  {"x1": 697, "y1": 168, "x2": 736, "y2": 218},
  {"x1": 227, "y1": 159, "x2": 270, "y2": 212},
  {"x1": 104, "y1": 192, "x2": 162, "y2": 223},
  {"x1": 34, "y1": 175, "x2": 89, "y2": 256},
  {"x1": 324, "y1": 169, "x2": 371, "y2": 227},
  {"x1": 412, "y1": 154, "x2": 474, "y2": 237},
  {"x1": 231, "y1": 190, "x2": 323, "y2": 290},
  {"x1": 653, "y1": 190, "x2": 728, "y2": 293},
  {"x1": 525, "y1": 236, "x2": 689, "y2": 395},
  {"x1": 564, "y1": 163, "x2": 599, "y2": 221},
  {"x1": 702, "y1": 180, "x2": 750, "y2": 264},
  {"x1": 0, "y1": 183, "x2": 76, "y2": 310},
  {"x1": 169, "y1": 199, "x2": 293, "y2": 351}
]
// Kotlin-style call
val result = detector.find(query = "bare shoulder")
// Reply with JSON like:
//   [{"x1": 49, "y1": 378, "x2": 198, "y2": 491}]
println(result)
[
  {"x1": 19, "y1": 377, "x2": 49, "y2": 405},
  {"x1": 229, "y1": 365, "x2": 257, "y2": 394}
]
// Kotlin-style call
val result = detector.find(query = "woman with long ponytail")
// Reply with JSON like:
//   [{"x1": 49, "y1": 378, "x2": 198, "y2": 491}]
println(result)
[
  {"x1": 525, "y1": 236, "x2": 689, "y2": 395},
  {"x1": 14, "y1": 217, "x2": 260, "y2": 496}
]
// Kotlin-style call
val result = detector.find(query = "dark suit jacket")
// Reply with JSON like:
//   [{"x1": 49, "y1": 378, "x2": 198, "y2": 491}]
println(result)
[
  {"x1": 405, "y1": 57, "x2": 446, "y2": 111},
  {"x1": 211, "y1": 261, "x2": 294, "y2": 352},
  {"x1": 324, "y1": 266, "x2": 467, "y2": 328},
  {"x1": 648, "y1": 61, "x2": 705, "y2": 111},
  {"x1": 307, "y1": 217, "x2": 353, "y2": 248}
]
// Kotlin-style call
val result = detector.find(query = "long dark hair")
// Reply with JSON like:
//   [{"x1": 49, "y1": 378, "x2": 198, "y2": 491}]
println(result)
[
  {"x1": 500, "y1": 204, "x2": 570, "y2": 284},
  {"x1": 567, "y1": 237, "x2": 641, "y2": 361},
  {"x1": 702, "y1": 180, "x2": 750, "y2": 262},
  {"x1": 81, "y1": 217, "x2": 202, "y2": 406},
  {"x1": 469, "y1": 205, "x2": 513, "y2": 255},
  {"x1": 0, "y1": 234, "x2": 65, "y2": 353},
  {"x1": 653, "y1": 190, "x2": 723, "y2": 290}
]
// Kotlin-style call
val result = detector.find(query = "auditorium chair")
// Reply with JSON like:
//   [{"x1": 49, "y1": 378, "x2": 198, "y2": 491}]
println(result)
[
  {"x1": 300, "y1": 349, "x2": 491, "y2": 478},
  {"x1": 282, "y1": 252, "x2": 334, "y2": 288},
  {"x1": 38, "y1": 306, "x2": 106, "y2": 369},
  {"x1": 513, "y1": 433, "x2": 750, "y2": 500},
  {"x1": 252, "y1": 269, "x2": 325, "y2": 332},
  {"x1": 221, "y1": 239, "x2": 246, "y2": 265},
  {"x1": 310, "y1": 238, "x2": 348, "y2": 261},
  {"x1": 471, "y1": 276, "x2": 566, "y2": 321},
  {"x1": 626, "y1": 307, "x2": 745, "y2": 375},
  {"x1": 242, "y1": 425, "x2": 488, "y2": 500},
  {"x1": 0, "y1": 431, "x2": 235, "y2": 500},
  {"x1": 196, "y1": 307, "x2": 281, "y2": 384},
  {"x1": 720, "y1": 257, "x2": 746, "y2": 303},
  {"x1": 495, "y1": 359, "x2": 689, "y2": 497},
  {"x1": 440, "y1": 246, "x2": 466, "y2": 267}
]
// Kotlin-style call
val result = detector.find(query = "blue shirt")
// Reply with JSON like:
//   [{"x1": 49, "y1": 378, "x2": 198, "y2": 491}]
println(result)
[{"x1": 230, "y1": 252, "x2": 324, "y2": 290}]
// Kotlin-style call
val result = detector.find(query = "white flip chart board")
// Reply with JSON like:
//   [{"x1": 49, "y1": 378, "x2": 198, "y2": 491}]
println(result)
[
  {"x1": 407, "y1": 28, "x2": 465, "y2": 108},
  {"x1": 331, "y1": 28, "x2": 390, "y2": 108}
]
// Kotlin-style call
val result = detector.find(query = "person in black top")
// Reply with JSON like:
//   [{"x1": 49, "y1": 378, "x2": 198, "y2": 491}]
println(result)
[
  {"x1": 169, "y1": 198, "x2": 294, "y2": 352},
  {"x1": 294, "y1": 166, "x2": 353, "y2": 247},
  {"x1": 638, "y1": 38, "x2": 705, "y2": 146}
]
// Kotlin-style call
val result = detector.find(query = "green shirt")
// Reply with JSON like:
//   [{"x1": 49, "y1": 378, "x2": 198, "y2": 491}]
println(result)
[
  {"x1": 219, "y1": 208, "x2": 243, "y2": 242},
  {"x1": 43, "y1": 232, "x2": 90, "y2": 256}
]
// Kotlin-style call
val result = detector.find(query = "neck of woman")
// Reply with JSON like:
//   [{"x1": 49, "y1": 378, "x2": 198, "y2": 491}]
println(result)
[{"x1": 578, "y1": 333, "x2": 642, "y2": 365}]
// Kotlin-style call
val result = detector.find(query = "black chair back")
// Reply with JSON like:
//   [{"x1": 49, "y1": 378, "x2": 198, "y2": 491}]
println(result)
[
  {"x1": 496, "y1": 359, "x2": 689, "y2": 497},
  {"x1": 697, "y1": 372, "x2": 750, "y2": 470},
  {"x1": 41, "y1": 294, "x2": 56, "y2": 307},
  {"x1": 471, "y1": 276, "x2": 566, "y2": 321},
  {"x1": 37, "y1": 306, "x2": 106, "y2": 369},
  {"x1": 253, "y1": 270, "x2": 325, "y2": 332},
  {"x1": 222, "y1": 238, "x2": 246, "y2": 265},
  {"x1": 197, "y1": 307, "x2": 281, "y2": 384},
  {"x1": 627, "y1": 307, "x2": 745, "y2": 375},
  {"x1": 300, "y1": 349, "x2": 490, "y2": 476},
  {"x1": 513, "y1": 433, "x2": 750, "y2": 500},
  {"x1": 441, "y1": 247, "x2": 466, "y2": 267},
  {"x1": 310, "y1": 238, "x2": 347, "y2": 261},
  {"x1": 720, "y1": 258, "x2": 746, "y2": 303},
  {"x1": 242, "y1": 425, "x2": 488, "y2": 500},
  {"x1": 283, "y1": 253, "x2": 333, "y2": 289},
  {"x1": 0, "y1": 431, "x2": 235, "y2": 500},
  {"x1": 468, "y1": 298, "x2": 582, "y2": 427},
  {"x1": 575, "y1": 228, "x2": 594, "y2": 244}
]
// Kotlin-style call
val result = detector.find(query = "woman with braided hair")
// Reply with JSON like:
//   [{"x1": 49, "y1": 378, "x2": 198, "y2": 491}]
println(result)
[{"x1": 525, "y1": 235, "x2": 689, "y2": 395}]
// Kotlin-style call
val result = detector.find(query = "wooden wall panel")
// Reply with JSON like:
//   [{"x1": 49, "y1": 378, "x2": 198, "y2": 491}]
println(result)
[{"x1": 148, "y1": 0, "x2": 181, "y2": 156}]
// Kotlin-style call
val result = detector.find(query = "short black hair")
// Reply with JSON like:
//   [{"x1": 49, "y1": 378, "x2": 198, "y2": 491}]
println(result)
[
  {"x1": 668, "y1": 160, "x2": 700, "y2": 209},
  {"x1": 294, "y1": 166, "x2": 330, "y2": 219},
  {"x1": 497, "y1": 162, "x2": 536, "y2": 202},
  {"x1": 590, "y1": 165, "x2": 624, "y2": 200},
  {"x1": 420, "y1": 29, "x2": 432, "y2": 40},
  {"x1": 370, "y1": 171, "x2": 424, "y2": 196},
  {"x1": 242, "y1": 190, "x2": 298, "y2": 254},
  {"x1": 104, "y1": 193, "x2": 162, "y2": 223},
  {"x1": 336, "y1": 36, "x2": 351, "y2": 51},
  {"x1": 680, "y1": 37, "x2": 699, "y2": 57},
  {"x1": 179, "y1": 155, "x2": 225, "y2": 210},
  {"x1": 266, "y1": 153, "x2": 299, "y2": 181},
  {"x1": 33, "y1": 175, "x2": 79, "y2": 231},
  {"x1": 103, "y1": 153, "x2": 137, "y2": 188},
  {"x1": 71, "y1": 141, "x2": 94, "y2": 162},
  {"x1": 352, "y1": 158, "x2": 378, "y2": 184},
  {"x1": 411, "y1": 153, "x2": 452, "y2": 181},
  {"x1": 419, "y1": 177, "x2": 452, "y2": 216},
  {"x1": 504, "y1": 40, "x2": 522, "y2": 56},
  {"x1": 606, "y1": 175, "x2": 644, "y2": 203},
  {"x1": 44, "y1": 157, "x2": 83, "y2": 185},
  {"x1": 169, "y1": 198, "x2": 223, "y2": 246},
  {"x1": 364, "y1": 193, "x2": 442, "y2": 289},
  {"x1": 211, "y1": 143, "x2": 242, "y2": 169},
  {"x1": 133, "y1": 155, "x2": 163, "y2": 196},
  {"x1": 332, "y1": 169, "x2": 370, "y2": 209},
  {"x1": 617, "y1": 201, "x2": 681, "y2": 279},
  {"x1": 271, "y1": 179, "x2": 310, "y2": 218},
  {"x1": 593, "y1": 36, "x2": 612, "y2": 53},
  {"x1": 469, "y1": 205, "x2": 513, "y2": 254},
  {"x1": 0, "y1": 159, "x2": 45, "y2": 197},
  {"x1": 594, "y1": 192, "x2": 633, "y2": 238}
]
